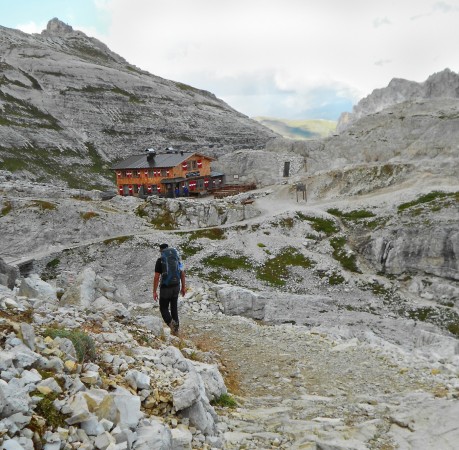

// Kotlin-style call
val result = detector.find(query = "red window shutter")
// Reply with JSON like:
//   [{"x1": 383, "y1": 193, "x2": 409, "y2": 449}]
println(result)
[
  {"x1": 157, "y1": 185, "x2": 161, "y2": 193},
  {"x1": 197, "y1": 160, "x2": 202, "y2": 168},
  {"x1": 118, "y1": 185, "x2": 123, "y2": 194},
  {"x1": 182, "y1": 161, "x2": 188, "y2": 170}
]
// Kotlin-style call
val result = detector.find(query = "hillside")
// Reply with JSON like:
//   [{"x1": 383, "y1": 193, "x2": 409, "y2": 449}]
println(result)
[
  {"x1": 0, "y1": 19, "x2": 278, "y2": 189},
  {"x1": 253, "y1": 116, "x2": 336, "y2": 140}
]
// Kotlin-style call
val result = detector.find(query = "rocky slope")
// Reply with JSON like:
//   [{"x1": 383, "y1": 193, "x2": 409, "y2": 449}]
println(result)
[{"x1": 0, "y1": 19, "x2": 278, "y2": 188}]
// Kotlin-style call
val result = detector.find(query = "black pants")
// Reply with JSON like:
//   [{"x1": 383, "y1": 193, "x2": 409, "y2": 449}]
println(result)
[{"x1": 159, "y1": 284, "x2": 180, "y2": 326}]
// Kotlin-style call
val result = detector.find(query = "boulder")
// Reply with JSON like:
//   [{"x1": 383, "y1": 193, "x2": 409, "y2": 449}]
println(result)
[
  {"x1": 0, "y1": 258, "x2": 19, "y2": 289},
  {"x1": 60, "y1": 268, "x2": 96, "y2": 307},
  {"x1": 18, "y1": 274, "x2": 57, "y2": 302},
  {"x1": 216, "y1": 285, "x2": 266, "y2": 319}
]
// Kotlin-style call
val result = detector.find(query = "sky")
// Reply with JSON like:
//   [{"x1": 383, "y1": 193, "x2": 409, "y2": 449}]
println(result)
[{"x1": 1, "y1": 0, "x2": 459, "y2": 120}]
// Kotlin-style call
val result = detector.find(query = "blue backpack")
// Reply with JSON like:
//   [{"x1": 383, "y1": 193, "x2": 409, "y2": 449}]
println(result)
[{"x1": 161, "y1": 247, "x2": 181, "y2": 287}]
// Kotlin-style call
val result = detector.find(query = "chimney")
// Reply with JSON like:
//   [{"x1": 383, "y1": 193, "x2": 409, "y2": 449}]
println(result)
[{"x1": 146, "y1": 148, "x2": 156, "y2": 162}]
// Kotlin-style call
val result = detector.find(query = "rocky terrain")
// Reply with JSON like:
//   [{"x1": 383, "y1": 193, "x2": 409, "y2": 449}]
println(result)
[
  {"x1": 0, "y1": 19, "x2": 278, "y2": 188},
  {"x1": 1, "y1": 17, "x2": 459, "y2": 449},
  {"x1": 1, "y1": 168, "x2": 458, "y2": 448}
]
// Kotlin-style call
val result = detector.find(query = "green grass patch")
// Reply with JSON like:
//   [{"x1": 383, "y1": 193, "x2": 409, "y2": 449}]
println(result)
[
  {"x1": 398, "y1": 191, "x2": 458, "y2": 212},
  {"x1": 103, "y1": 236, "x2": 132, "y2": 245},
  {"x1": 1, "y1": 200, "x2": 12, "y2": 216},
  {"x1": 211, "y1": 393, "x2": 238, "y2": 408},
  {"x1": 257, "y1": 243, "x2": 266, "y2": 248},
  {"x1": 256, "y1": 246, "x2": 315, "y2": 286},
  {"x1": 202, "y1": 254, "x2": 253, "y2": 271},
  {"x1": 42, "y1": 328, "x2": 96, "y2": 363},
  {"x1": 330, "y1": 237, "x2": 360, "y2": 273},
  {"x1": 179, "y1": 242, "x2": 204, "y2": 259},
  {"x1": 296, "y1": 212, "x2": 339, "y2": 236},
  {"x1": 327, "y1": 208, "x2": 376, "y2": 220},
  {"x1": 180, "y1": 228, "x2": 226, "y2": 240}
]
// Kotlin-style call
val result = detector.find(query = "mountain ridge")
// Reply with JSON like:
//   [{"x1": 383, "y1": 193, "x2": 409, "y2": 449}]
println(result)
[{"x1": 0, "y1": 19, "x2": 278, "y2": 188}]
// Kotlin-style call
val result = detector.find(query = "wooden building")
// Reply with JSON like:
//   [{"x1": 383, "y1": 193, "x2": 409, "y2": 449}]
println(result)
[{"x1": 111, "y1": 149, "x2": 224, "y2": 197}]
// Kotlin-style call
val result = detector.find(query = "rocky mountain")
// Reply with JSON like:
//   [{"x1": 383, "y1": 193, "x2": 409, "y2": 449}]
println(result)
[
  {"x1": 337, "y1": 68, "x2": 459, "y2": 132},
  {"x1": 0, "y1": 18, "x2": 278, "y2": 189}
]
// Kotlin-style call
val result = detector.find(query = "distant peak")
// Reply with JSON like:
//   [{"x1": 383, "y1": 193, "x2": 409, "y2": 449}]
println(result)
[{"x1": 42, "y1": 18, "x2": 74, "y2": 36}]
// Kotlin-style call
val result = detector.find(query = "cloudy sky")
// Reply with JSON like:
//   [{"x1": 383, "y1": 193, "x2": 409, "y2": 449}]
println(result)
[{"x1": 2, "y1": 0, "x2": 459, "y2": 120}]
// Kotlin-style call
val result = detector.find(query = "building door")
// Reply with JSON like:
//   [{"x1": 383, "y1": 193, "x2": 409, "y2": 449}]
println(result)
[{"x1": 283, "y1": 161, "x2": 290, "y2": 177}]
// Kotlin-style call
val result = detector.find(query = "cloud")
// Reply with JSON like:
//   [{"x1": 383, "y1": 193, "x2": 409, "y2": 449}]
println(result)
[
  {"x1": 13, "y1": 0, "x2": 459, "y2": 120},
  {"x1": 373, "y1": 17, "x2": 391, "y2": 28},
  {"x1": 16, "y1": 21, "x2": 46, "y2": 34}
]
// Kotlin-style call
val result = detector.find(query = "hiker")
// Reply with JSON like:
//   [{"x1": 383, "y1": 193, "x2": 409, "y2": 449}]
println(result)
[{"x1": 153, "y1": 243, "x2": 186, "y2": 334}]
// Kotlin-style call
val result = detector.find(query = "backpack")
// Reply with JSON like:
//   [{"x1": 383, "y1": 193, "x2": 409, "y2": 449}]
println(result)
[{"x1": 160, "y1": 247, "x2": 181, "y2": 287}]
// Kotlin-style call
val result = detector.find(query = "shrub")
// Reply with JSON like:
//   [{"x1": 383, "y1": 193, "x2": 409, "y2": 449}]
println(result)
[
  {"x1": 202, "y1": 254, "x2": 252, "y2": 271},
  {"x1": 211, "y1": 393, "x2": 238, "y2": 408},
  {"x1": 33, "y1": 392, "x2": 68, "y2": 429},
  {"x1": 43, "y1": 328, "x2": 96, "y2": 363},
  {"x1": 103, "y1": 236, "x2": 132, "y2": 245}
]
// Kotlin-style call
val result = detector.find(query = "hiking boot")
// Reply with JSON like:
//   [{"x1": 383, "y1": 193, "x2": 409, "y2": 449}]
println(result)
[{"x1": 170, "y1": 319, "x2": 179, "y2": 335}]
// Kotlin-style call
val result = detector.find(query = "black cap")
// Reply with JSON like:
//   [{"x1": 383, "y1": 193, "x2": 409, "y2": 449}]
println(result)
[{"x1": 159, "y1": 243, "x2": 168, "y2": 250}]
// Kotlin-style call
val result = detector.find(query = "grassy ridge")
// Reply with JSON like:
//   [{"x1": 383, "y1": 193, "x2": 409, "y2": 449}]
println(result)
[{"x1": 253, "y1": 117, "x2": 336, "y2": 140}]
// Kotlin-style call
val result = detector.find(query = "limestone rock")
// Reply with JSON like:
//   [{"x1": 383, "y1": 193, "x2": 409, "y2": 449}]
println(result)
[{"x1": 18, "y1": 274, "x2": 57, "y2": 303}]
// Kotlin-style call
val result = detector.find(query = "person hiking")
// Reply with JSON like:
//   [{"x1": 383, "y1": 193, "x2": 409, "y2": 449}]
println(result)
[{"x1": 153, "y1": 243, "x2": 186, "y2": 335}]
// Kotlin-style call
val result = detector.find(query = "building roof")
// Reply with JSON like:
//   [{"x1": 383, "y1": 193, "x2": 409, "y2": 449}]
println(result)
[{"x1": 111, "y1": 151, "x2": 214, "y2": 170}]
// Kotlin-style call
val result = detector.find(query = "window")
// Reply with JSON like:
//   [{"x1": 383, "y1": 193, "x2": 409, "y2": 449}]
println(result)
[
  {"x1": 190, "y1": 160, "x2": 197, "y2": 170},
  {"x1": 161, "y1": 169, "x2": 168, "y2": 177}
]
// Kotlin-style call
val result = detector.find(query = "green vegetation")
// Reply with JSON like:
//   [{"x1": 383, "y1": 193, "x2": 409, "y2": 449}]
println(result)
[
  {"x1": 103, "y1": 236, "x2": 132, "y2": 245},
  {"x1": 1, "y1": 200, "x2": 12, "y2": 216},
  {"x1": 0, "y1": 143, "x2": 112, "y2": 190},
  {"x1": 330, "y1": 237, "x2": 360, "y2": 273},
  {"x1": 33, "y1": 392, "x2": 68, "y2": 429},
  {"x1": 257, "y1": 243, "x2": 266, "y2": 248},
  {"x1": 316, "y1": 269, "x2": 345, "y2": 285},
  {"x1": 150, "y1": 209, "x2": 178, "y2": 229},
  {"x1": 296, "y1": 212, "x2": 339, "y2": 236},
  {"x1": 202, "y1": 254, "x2": 253, "y2": 271},
  {"x1": 41, "y1": 258, "x2": 60, "y2": 281},
  {"x1": 135, "y1": 205, "x2": 149, "y2": 218},
  {"x1": 253, "y1": 117, "x2": 336, "y2": 140},
  {"x1": 256, "y1": 246, "x2": 315, "y2": 286},
  {"x1": 80, "y1": 211, "x2": 99, "y2": 221},
  {"x1": 211, "y1": 393, "x2": 238, "y2": 408},
  {"x1": 0, "y1": 90, "x2": 61, "y2": 130},
  {"x1": 179, "y1": 242, "x2": 204, "y2": 259},
  {"x1": 180, "y1": 228, "x2": 226, "y2": 240},
  {"x1": 398, "y1": 191, "x2": 459, "y2": 212},
  {"x1": 43, "y1": 328, "x2": 96, "y2": 363},
  {"x1": 327, "y1": 208, "x2": 376, "y2": 220},
  {"x1": 31, "y1": 200, "x2": 57, "y2": 211}
]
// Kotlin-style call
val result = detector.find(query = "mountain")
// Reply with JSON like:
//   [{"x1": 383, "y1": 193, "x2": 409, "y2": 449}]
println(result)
[
  {"x1": 0, "y1": 18, "x2": 278, "y2": 189},
  {"x1": 253, "y1": 117, "x2": 336, "y2": 140},
  {"x1": 337, "y1": 68, "x2": 459, "y2": 132}
]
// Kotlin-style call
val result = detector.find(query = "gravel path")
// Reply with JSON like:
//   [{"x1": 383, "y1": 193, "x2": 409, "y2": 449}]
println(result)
[{"x1": 182, "y1": 311, "x2": 445, "y2": 449}]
